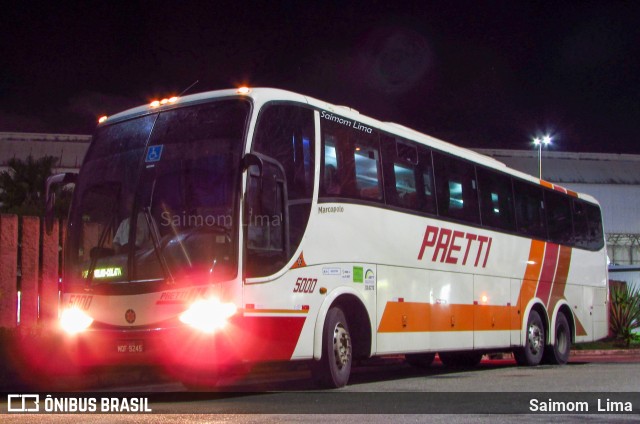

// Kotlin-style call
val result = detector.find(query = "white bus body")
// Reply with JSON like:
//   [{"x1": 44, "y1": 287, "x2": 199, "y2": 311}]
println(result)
[{"x1": 53, "y1": 88, "x2": 608, "y2": 388}]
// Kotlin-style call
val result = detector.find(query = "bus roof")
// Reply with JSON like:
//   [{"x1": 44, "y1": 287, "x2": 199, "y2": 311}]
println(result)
[{"x1": 101, "y1": 87, "x2": 596, "y2": 204}]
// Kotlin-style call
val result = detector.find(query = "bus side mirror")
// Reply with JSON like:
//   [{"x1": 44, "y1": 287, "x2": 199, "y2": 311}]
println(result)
[{"x1": 45, "y1": 172, "x2": 77, "y2": 235}]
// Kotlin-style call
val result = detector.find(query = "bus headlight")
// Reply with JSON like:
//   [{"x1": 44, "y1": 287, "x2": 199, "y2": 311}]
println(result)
[
  {"x1": 60, "y1": 307, "x2": 94, "y2": 335},
  {"x1": 179, "y1": 298, "x2": 237, "y2": 333}
]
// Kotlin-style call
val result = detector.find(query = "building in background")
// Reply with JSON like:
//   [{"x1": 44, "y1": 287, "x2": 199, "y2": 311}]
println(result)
[
  {"x1": 476, "y1": 149, "x2": 640, "y2": 288},
  {"x1": 0, "y1": 132, "x2": 91, "y2": 174}
]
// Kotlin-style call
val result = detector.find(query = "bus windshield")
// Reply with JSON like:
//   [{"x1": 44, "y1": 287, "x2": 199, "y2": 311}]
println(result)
[{"x1": 66, "y1": 99, "x2": 250, "y2": 286}]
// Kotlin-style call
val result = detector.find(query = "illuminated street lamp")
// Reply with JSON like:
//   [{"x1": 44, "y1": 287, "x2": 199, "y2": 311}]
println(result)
[{"x1": 533, "y1": 135, "x2": 552, "y2": 179}]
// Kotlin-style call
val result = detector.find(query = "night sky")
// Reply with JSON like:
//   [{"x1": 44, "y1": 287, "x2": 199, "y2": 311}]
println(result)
[{"x1": 1, "y1": 1, "x2": 640, "y2": 153}]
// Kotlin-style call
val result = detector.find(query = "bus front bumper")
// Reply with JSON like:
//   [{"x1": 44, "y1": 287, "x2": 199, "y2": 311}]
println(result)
[{"x1": 59, "y1": 315, "x2": 306, "y2": 368}]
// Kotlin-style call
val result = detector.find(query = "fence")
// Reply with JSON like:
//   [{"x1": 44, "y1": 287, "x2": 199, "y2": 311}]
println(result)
[{"x1": 0, "y1": 214, "x2": 61, "y2": 329}]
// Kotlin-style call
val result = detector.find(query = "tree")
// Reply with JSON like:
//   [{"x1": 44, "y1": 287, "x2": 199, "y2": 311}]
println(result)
[
  {"x1": 609, "y1": 283, "x2": 640, "y2": 348},
  {"x1": 0, "y1": 155, "x2": 59, "y2": 216}
]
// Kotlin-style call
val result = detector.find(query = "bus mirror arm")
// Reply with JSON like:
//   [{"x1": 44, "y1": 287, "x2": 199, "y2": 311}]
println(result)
[
  {"x1": 45, "y1": 172, "x2": 77, "y2": 235},
  {"x1": 242, "y1": 153, "x2": 264, "y2": 176}
]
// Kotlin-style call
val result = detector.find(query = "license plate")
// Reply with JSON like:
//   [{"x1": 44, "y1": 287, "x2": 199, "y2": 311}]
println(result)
[{"x1": 116, "y1": 340, "x2": 144, "y2": 353}]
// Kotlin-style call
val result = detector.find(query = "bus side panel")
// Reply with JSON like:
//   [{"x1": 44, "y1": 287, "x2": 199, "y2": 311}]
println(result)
[
  {"x1": 424, "y1": 270, "x2": 474, "y2": 352},
  {"x1": 510, "y1": 278, "x2": 524, "y2": 346},
  {"x1": 592, "y1": 286, "x2": 608, "y2": 340},
  {"x1": 564, "y1": 284, "x2": 590, "y2": 343},
  {"x1": 473, "y1": 274, "x2": 511, "y2": 349},
  {"x1": 375, "y1": 266, "x2": 430, "y2": 354}
]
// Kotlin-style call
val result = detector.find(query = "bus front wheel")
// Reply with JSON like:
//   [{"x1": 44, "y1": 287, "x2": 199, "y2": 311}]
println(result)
[
  {"x1": 514, "y1": 310, "x2": 545, "y2": 366},
  {"x1": 311, "y1": 307, "x2": 352, "y2": 388}
]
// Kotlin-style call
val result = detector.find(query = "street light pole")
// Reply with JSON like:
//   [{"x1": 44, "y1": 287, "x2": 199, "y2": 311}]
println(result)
[{"x1": 533, "y1": 135, "x2": 551, "y2": 179}]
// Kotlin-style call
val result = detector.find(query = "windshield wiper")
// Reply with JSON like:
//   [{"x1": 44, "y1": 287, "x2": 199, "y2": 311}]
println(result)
[
  {"x1": 142, "y1": 207, "x2": 175, "y2": 284},
  {"x1": 85, "y1": 210, "x2": 116, "y2": 289}
]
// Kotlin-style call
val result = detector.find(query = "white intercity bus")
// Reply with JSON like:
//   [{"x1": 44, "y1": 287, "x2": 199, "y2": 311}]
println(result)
[{"x1": 46, "y1": 87, "x2": 608, "y2": 388}]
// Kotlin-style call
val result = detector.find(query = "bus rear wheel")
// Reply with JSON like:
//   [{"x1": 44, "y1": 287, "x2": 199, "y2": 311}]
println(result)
[
  {"x1": 311, "y1": 307, "x2": 352, "y2": 388},
  {"x1": 543, "y1": 312, "x2": 571, "y2": 365},
  {"x1": 438, "y1": 351, "x2": 483, "y2": 368},
  {"x1": 514, "y1": 310, "x2": 545, "y2": 366}
]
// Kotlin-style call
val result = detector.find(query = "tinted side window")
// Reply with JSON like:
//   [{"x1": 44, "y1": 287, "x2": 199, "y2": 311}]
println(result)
[
  {"x1": 514, "y1": 180, "x2": 546, "y2": 239},
  {"x1": 545, "y1": 190, "x2": 573, "y2": 245},
  {"x1": 433, "y1": 152, "x2": 479, "y2": 224},
  {"x1": 572, "y1": 199, "x2": 604, "y2": 250},
  {"x1": 572, "y1": 200, "x2": 589, "y2": 248},
  {"x1": 320, "y1": 118, "x2": 382, "y2": 202},
  {"x1": 477, "y1": 167, "x2": 515, "y2": 231},
  {"x1": 585, "y1": 201, "x2": 604, "y2": 250},
  {"x1": 381, "y1": 135, "x2": 436, "y2": 214},
  {"x1": 253, "y1": 105, "x2": 315, "y2": 201}
]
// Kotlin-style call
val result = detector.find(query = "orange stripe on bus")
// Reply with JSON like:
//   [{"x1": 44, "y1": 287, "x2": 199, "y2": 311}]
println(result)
[
  {"x1": 575, "y1": 316, "x2": 588, "y2": 336},
  {"x1": 523, "y1": 240, "x2": 545, "y2": 287},
  {"x1": 430, "y1": 304, "x2": 474, "y2": 332},
  {"x1": 377, "y1": 240, "x2": 589, "y2": 337},
  {"x1": 547, "y1": 245, "x2": 572, "y2": 312},
  {"x1": 515, "y1": 240, "x2": 545, "y2": 328},
  {"x1": 536, "y1": 243, "x2": 559, "y2": 305},
  {"x1": 377, "y1": 302, "x2": 512, "y2": 333},
  {"x1": 377, "y1": 302, "x2": 430, "y2": 332}
]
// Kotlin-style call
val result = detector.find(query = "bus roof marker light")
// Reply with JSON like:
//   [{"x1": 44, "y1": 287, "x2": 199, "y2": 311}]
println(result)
[
  {"x1": 150, "y1": 100, "x2": 160, "y2": 108},
  {"x1": 237, "y1": 87, "x2": 251, "y2": 95},
  {"x1": 98, "y1": 116, "x2": 108, "y2": 124}
]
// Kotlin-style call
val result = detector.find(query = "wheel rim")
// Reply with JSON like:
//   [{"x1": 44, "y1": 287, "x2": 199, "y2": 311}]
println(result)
[
  {"x1": 333, "y1": 322, "x2": 351, "y2": 370},
  {"x1": 527, "y1": 322, "x2": 544, "y2": 356}
]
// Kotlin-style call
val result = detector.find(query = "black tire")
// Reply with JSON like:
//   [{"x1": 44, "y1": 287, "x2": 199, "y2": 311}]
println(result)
[
  {"x1": 311, "y1": 307, "x2": 352, "y2": 388},
  {"x1": 405, "y1": 353, "x2": 436, "y2": 368},
  {"x1": 514, "y1": 310, "x2": 545, "y2": 366},
  {"x1": 438, "y1": 351, "x2": 483, "y2": 368},
  {"x1": 543, "y1": 313, "x2": 571, "y2": 365}
]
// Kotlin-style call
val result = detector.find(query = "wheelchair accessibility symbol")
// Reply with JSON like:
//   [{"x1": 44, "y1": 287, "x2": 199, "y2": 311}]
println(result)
[{"x1": 145, "y1": 145, "x2": 163, "y2": 163}]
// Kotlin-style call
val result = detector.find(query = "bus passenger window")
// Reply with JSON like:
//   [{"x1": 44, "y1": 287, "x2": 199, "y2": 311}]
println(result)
[
  {"x1": 355, "y1": 144, "x2": 382, "y2": 200},
  {"x1": 584, "y1": 201, "x2": 604, "y2": 250},
  {"x1": 323, "y1": 141, "x2": 340, "y2": 195},
  {"x1": 477, "y1": 168, "x2": 515, "y2": 231},
  {"x1": 433, "y1": 152, "x2": 479, "y2": 224},
  {"x1": 448, "y1": 180, "x2": 464, "y2": 210},
  {"x1": 545, "y1": 190, "x2": 573, "y2": 245},
  {"x1": 320, "y1": 117, "x2": 382, "y2": 203},
  {"x1": 572, "y1": 200, "x2": 589, "y2": 248},
  {"x1": 381, "y1": 136, "x2": 435, "y2": 214},
  {"x1": 394, "y1": 163, "x2": 417, "y2": 208},
  {"x1": 513, "y1": 180, "x2": 546, "y2": 239},
  {"x1": 418, "y1": 148, "x2": 436, "y2": 214},
  {"x1": 572, "y1": 200, "x2": 604, "y2": 250}
]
